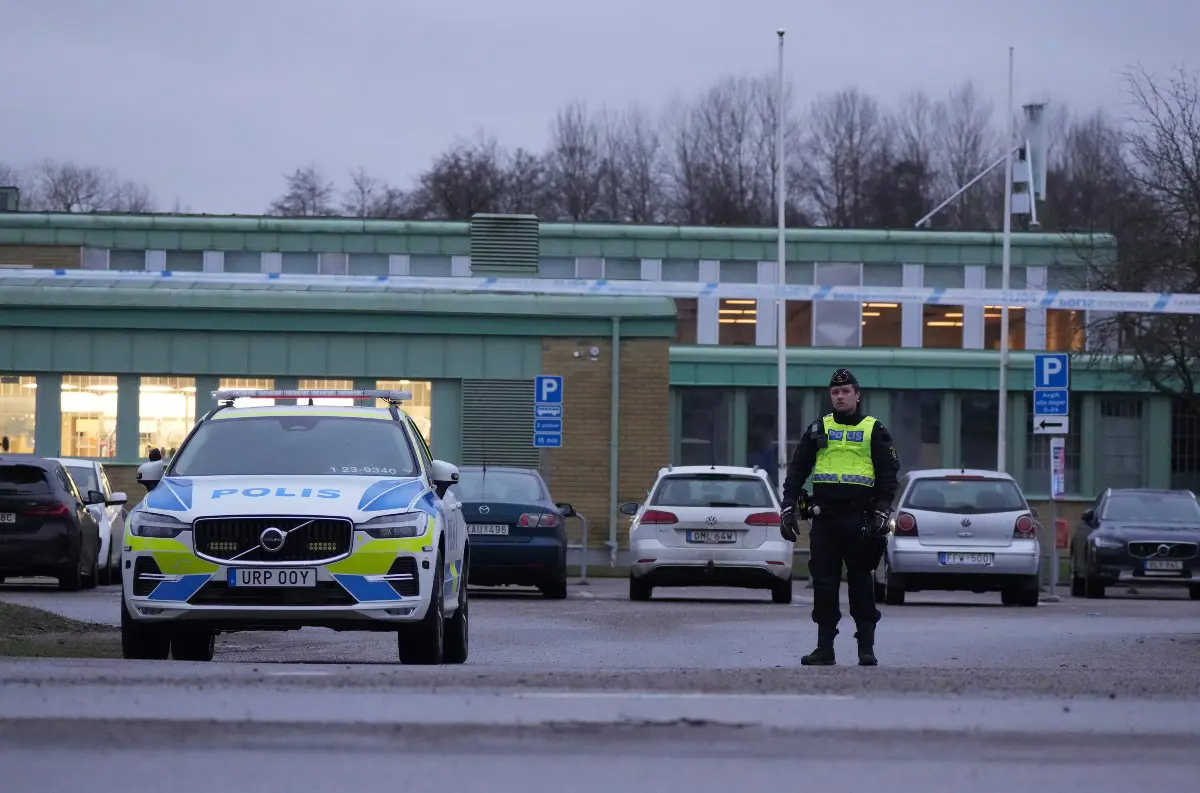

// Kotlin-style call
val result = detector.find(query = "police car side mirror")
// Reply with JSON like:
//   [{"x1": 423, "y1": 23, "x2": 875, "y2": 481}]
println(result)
[
  {"x1": 136, "y1": 459, "x2": 165, "y2": 492},
  {"x1": 430, "y1": 459, "x2": 459, "y2": 498}
]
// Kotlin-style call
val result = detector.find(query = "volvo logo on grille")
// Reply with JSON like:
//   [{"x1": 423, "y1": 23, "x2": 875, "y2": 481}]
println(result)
[
  {"x1": 1157, "y1": 544, "x2": 1172, "y2": 557},
  {"x1": 478, "y1": 505, "x2": 490, "y2": 514},
  {"x1": 259, "y1": 527, "x2": 286, "y2": 553}
]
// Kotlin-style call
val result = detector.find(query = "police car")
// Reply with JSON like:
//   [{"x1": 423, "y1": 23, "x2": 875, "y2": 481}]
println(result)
[{"x1": 121, "y1": 389, "x2": 469, "y2": 665}]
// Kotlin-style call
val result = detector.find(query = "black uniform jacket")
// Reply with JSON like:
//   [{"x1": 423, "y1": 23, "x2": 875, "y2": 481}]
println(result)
[{"x1": 782, "y1": 405, "x2": 900, "y2": 514}]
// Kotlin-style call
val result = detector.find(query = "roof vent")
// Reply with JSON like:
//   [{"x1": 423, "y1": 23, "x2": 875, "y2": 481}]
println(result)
[
  {"x1": 469, "y1": 213, "x2": 539, "y2": 276},
  {"x1": 0, "y1": 187, "x2": 19, "y2": 212}
]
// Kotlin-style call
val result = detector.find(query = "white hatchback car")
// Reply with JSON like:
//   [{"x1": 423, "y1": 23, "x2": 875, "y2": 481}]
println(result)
[
  {"x1": 621, "y1": 465, "x2": 793, "y2": 603},
  {"x1": 53, "y1": 457, "x2": 128, "y2": 585},
  {"x1": 874, "y1": 468, "x2": 1042, "y2": 607}
]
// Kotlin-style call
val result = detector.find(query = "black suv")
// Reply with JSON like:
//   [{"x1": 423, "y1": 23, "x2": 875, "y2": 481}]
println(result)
[{"x1": 0, "y1": 454, "x2": 106, "y2": 590}]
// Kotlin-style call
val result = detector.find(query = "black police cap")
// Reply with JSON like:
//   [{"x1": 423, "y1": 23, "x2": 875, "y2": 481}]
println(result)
[{"x1": 829, "y1": 368, "x2": 859, "y2": 388}]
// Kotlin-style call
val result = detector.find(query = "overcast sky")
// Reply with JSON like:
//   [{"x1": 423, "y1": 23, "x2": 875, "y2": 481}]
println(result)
[{"x1": 2, "y1": 0, "x2": 1194, "y2": 215}]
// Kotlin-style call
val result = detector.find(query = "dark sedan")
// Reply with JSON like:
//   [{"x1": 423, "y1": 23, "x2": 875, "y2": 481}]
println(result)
[
  {"x1": 0, "y1": 454, "x2": 105, "y2": 591},
  {"x1": 449, "y1": 466, "x2": 575, "y2": 599},
  {"x1": 1069, "y1": 487, "x2": 1200, "y2": 600}
]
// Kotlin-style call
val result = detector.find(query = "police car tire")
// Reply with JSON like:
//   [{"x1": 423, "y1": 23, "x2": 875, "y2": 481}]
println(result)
[
  {"x1": 171, "y1": 629, "x2": 216, "y2": 662},
  {"x1": 120, "y1": 598, "x2": 170, "y2": 660},
  {"x1": 397, "y1": 549, "x2": 445, "y2": 665}
]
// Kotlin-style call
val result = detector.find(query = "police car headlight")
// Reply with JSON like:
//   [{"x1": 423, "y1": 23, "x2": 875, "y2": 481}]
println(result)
[
  {"x1": 358, "y1": 512, "x2": 427, "y2": 539},
  {"x1": 129, "y1": 511, "x2": 188, "y2": 539}
]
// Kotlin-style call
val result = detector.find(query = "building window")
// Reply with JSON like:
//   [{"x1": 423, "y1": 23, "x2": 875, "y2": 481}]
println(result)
[
  {"x1": 109, "y1": 250, "x2": 146, "y2": 271},
  {"x1": 165, "y1": 251, "x2": 203, "y2": 271},
  {"x1": 718, "y1": 299, "x2": 756, "y2": 345},
  {"x1": 409, "y1": 256, "x2": 452, "y2": 277},
  {"x1": 281, "y1": 252, "x2": 319, "y2": 274},
  {"x1": 295, "y1": 378, "x2": 355, "y2": 406},
  {"x1": 813, "y1": 262, "x2": 861, "y2": 347},
  {"x1": 1046, "y1": 310, "x2": 1085, "y2": 351},
  {"x1": 218, "y1": 377, "x2": 275, "y2": 407},
  {"x1": 674, "y1": 299, "x2": 698, "y2": 343},
  {"x1": 349, "y1": 254, "x2": 389, "y2": 276},
  {"x1": 1024, "y1": 392, "x2": 1082, "y2": 494},
  {"x1": 1171, "y1": 398, "x2": 1200, "y2": 491},
  {"x1": 61, "y1": 375, "x2": 118, "y2": 458},
  {"x1": 985, "y1": 265, "x2": 1027, "y2": 289},
  {"x1": 661, "y1": 259, "x2": 699, "y2": 282},
  {"x1": 862, "y1": 302, "x2": 901, "y2": 347},
  {"x1": 605, "y1": 258, "x2": 641, "y2": 280},
  {"x1": 224, "y1": 252, "x2": 262, "y2": 273},
  {"x1": 959, "y1": 393, "x2": 999, "y2": 470},
  {"x1": 1095, "y1": 397, "x2": 1143, "y2": 491},
  {"x1": 786, "y1": 303, "x2": 813, "y2": 346},
  {"x1": 140, "y1": 376, "x2": 196, "y2": 458},
  {"x1": 890, "y1": 390, "x2": 942, "y2": 474},
  {"x1": 678, "y1": 388, "x2": 731, "y2": 466},
  {"x1": 984, "y1": 306, "x2": 1026, "y2": 350},
  {"x1": 0, "y1": 375, "x2": 36, "y2": 454},
  {"x1": 923, "y1": 306, "x2": 963, "y2": 348},
  {"x1": 376, "y1": 380, "x2": 432, "y2": 442},
  {"x1": 719, "y1": 261, "x2": 758, "y2": 283},
  {"x1": 744, "y1": 388, "x2": 807, "y2": 487}
]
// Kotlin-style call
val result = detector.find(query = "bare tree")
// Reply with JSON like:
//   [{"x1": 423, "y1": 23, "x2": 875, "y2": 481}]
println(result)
[
  {"x1": 615, "y1": 105, "x2": 669, "y2": 224},
  {"x1": 19, "y1": 159, "x2": 156, "y2": 213},
  {"x1": 498, "y1": 148, "x2": 551, "y2": 216},
  {"x1": 1084, "y1": 65, "x2": 1200, "y2": 407},
  {"x1": 544, "y1": 101, "x2": 606, "y2": 221},
  {"x1": 341, "y1": 167, "x2": 411, "y2": 218},
  {"x1": 409, "y1": 134, "x2": 509, "y2": 220},
  {"x1": 266, "y1": 164, "x2": 338, "y2": 216},
  {"x1": 801, "y1": 87, "x2": 890, "y2": 227},
  {"x1": 930, "y1": 81, "x2": 1002, "y2": 230}
]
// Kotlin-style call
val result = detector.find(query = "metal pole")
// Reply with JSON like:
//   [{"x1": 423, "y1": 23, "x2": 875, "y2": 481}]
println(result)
[
  {"x1": 997, "y1": 46, "x2": 1014, "y2": 473},
  {"x1": 607, "y1": 317, "x2": 620, "y2": 566},
  {"x1": 775, "y1": 28, "x2": 788, "y2": 498},
  {"x1": 578, "y1": 514, "x2": 589, "y2": 583}
]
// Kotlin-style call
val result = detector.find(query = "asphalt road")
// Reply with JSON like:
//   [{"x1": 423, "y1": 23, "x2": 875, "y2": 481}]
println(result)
[{"x1": 1, "y1": 576, "x2": 1198, "y2": 792}]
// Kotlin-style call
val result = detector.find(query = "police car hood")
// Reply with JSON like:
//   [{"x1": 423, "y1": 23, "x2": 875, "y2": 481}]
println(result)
[{"x1": 138, "y1": 475, "x2": 432, "y2": 521}]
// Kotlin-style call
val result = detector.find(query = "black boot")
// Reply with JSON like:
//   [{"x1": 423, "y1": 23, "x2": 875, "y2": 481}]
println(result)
[
  {"x1": 855, "y1": 629, "x2": 877, "y2": 666},
  {"x1": 801, "y1": 631, "x2": 837, "y2": 666}
]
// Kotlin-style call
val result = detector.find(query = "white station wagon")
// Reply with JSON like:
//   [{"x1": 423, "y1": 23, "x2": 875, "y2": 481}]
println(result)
[
  {"x1": 622, "y1": 464, "x2": 793, "y2": 603},
  {"x1": 874, "y1": 468, "x2": 1042, "y2": 607}
]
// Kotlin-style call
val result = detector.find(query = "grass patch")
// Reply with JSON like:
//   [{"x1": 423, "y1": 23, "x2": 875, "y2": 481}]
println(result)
[{"x1": 0, "y1": 602, "x2": 121, "y2": 659}]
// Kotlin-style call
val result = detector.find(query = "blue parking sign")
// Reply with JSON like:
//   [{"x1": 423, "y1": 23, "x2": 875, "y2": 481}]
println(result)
[{"x1": 535, "y1": 375, "x2": 563, "y2": 405}]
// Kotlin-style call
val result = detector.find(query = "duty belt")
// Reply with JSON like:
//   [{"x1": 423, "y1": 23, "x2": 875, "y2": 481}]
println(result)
[{"x1": 812, "y1": 473, "x2": 875, "y2": 486}]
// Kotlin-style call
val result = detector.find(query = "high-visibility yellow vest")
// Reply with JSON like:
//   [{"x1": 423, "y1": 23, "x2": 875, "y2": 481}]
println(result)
[{"x1": 811, "y1": 414, "x2": 877, "y2": 487}]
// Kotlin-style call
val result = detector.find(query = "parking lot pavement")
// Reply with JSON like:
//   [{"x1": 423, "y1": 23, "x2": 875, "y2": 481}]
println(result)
[{"x1": 2, "y1": 574, "x2": 1198, "y2": 700}]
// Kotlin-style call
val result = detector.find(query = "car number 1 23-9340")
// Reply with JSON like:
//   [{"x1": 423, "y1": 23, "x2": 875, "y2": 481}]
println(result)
[
  {"x1": 329, "y1": 466, "x2": 398, "y2": 475},
  {"x1": 227, "y1": 568, "x2": 317, "y2": 587}
]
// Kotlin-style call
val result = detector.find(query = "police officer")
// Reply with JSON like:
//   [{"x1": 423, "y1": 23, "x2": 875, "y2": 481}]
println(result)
[{"x1": 779, "y1": 368, "x2": 900, "y2": 666}]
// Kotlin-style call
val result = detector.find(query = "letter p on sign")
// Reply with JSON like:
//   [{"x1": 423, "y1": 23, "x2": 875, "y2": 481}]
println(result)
[
  {"x1": 1035, "y1": 353, "x2": 1069, "y2": 389},
  {"x1": 535, "y1": 375, "x2": 563, "y2": 405}
]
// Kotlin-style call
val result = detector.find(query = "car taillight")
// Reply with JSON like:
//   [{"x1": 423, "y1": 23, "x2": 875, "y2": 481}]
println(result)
[
  {"x1": 640, "y1": 509, "x2": 678, "y2": 525},
  {"x1": 894, "y1": 511, "x2": 918, "y2": 536},
  {"x1": 24, "y1": 503, "x2": 69, "y2": 517},
  {"x1": 1014, "y1": 514, "x2": 1036, "y2": 537},
  {"x1": 519, "y1": 512, "x2": 560, "y2": 528},
  {"x1": 745, "y1": 511, "x2": 780, "y2": 526}
]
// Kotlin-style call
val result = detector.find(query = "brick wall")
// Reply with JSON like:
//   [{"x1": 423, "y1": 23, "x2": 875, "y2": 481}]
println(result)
[
  {"x1": 0, "y1": 245, "x2": 80, "y2": 269},
  {"x1": 539, "y1": 337, "x2": 671, "y2": 548}
]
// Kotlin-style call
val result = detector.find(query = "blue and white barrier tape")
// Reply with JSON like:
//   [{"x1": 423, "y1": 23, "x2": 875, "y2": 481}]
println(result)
[{"x1": 2, "y1": 267, "x2": 1199, "y2": 316}]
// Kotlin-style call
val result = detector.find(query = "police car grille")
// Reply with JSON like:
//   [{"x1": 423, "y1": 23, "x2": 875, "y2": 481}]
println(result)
[
  {"x1": 193, "y1": 516, "x2": 353, "y2": 563},
  {"x1": 189, "y1": 581, "x2": 358, "y2": 607},
  {"x1": 1128, "y1": 541, "x2": 1198, "y2": 560}
]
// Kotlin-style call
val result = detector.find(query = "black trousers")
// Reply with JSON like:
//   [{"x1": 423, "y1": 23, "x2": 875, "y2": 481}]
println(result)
[{"x1": 808, "y1": 506, "x2": 883, "y2": 643}]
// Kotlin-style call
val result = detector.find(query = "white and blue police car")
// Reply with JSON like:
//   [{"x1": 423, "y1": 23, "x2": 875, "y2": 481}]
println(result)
[{"x1": 121, "y1": 389, "x2": 469, "y2": 665}]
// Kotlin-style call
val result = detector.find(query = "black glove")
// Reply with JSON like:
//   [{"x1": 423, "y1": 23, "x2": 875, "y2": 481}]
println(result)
[
  {"x1": 862, "y1": 507, "x2": 891, "y2": 539},
  {"x1": 780, "y1": 503, "x2": 800, "y2": 542}
]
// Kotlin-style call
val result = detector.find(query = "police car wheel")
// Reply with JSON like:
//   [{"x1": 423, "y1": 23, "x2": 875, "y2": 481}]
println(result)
[
  {"x1": 771, "y1": 576, "x2": 793, "y2": 604},
  {"x1": 397, "y1": 549, "x2": 445, "y2": 665},
  {"x1": 171, "y1": 629, "x2": 216, "y2": 662},
  {"x1": 120, "y1": 599, "x2": 170, "y2": 660}
]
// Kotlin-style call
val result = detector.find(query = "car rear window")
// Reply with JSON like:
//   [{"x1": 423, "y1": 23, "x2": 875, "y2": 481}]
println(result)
[
  {"x1": 650, "y1": 474, "x2": 775, "y2": 508},
  {"x1": 450, "y1": 471, "x2": 546, "y2": 502},
  {"x1": 1101, "y1": 493, "x2": 1200, "y2": 523},
  {"x1": 904, "y1": 477, "x2": 1026, "y2": 514},
  {"x1": 0, "y1": 464, "x2": 52, "y2": 495}
]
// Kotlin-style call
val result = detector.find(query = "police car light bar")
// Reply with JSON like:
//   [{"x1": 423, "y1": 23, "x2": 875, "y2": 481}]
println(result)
[{"x1": 212, "y1": 389, "x2": 413, "y2": 402}]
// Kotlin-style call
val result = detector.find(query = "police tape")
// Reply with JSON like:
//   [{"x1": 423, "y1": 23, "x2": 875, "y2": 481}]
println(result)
[{"x1": 3, "y1": 267, "x2": 1200, "y2": 316}]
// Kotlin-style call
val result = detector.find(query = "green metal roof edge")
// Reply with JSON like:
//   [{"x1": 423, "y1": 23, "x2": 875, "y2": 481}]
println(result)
[
  {"x1": 667, "y1": 344, "x2": 1126, "y2": 371},
  {"x1": 0, "y1": 285, "x2": 679, "y2": 318},
  {"x1": 0, "y1": 212, "x2": 1115, "y2": 249}
]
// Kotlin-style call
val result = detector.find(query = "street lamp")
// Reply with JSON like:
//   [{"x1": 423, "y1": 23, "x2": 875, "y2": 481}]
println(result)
[{"x1": 775, "y1": 28, "x2": 787, "y2": 497}]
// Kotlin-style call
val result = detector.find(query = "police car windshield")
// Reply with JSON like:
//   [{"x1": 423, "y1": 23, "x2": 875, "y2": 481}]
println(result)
[
  {"x1": 650, "y1": 474, "x2": 775, "y2": 508},
  {"x1": 169, "y1": 415, "x2": 420, "y2": 478},
  {"x1": 904, "y1": 476, "x2": 1026, "y2": 514}
]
